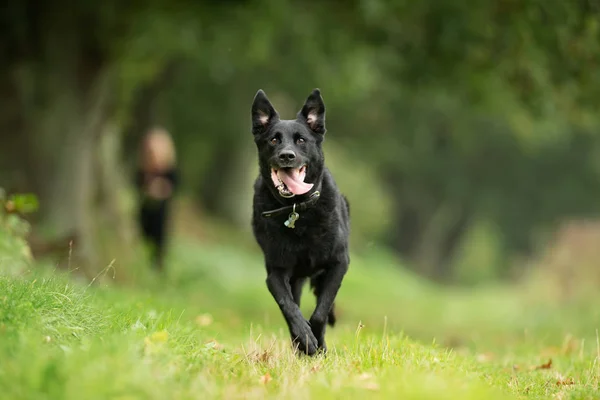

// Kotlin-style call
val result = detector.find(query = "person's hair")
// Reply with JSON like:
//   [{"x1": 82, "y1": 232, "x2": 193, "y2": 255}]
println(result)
[{"x1": 140, "y1": 127, "x2": 176, "y2": 171}]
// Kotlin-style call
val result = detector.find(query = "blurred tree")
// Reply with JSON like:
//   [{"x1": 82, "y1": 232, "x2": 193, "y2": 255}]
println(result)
[
  {"x1": 323, "y1": 0, "x2": 600, "y2": 279},
  {"x1": 2, "y1": 0, "x2": 600, "y2": 282},
  {"x1": 0, "y1": 1, "x2": 119, "y2": 271},
  {"x1": 150, "y1": 0, "x2": 600, "y2": 280},
  {"x1": 0, "y1": 0, "x2": 188, "y2": 272}
]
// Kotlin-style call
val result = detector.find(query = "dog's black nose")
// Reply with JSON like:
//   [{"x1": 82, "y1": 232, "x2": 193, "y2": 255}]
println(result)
[{"x1": 279, "y1": 150, "x2": 296, "y2": 162}]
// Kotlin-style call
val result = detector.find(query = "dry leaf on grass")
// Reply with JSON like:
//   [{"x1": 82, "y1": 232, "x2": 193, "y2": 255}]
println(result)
[
  {"x1": 260, "y1": 372, "x2": 272, "y2": 384},
  {"x1": 513, "y1": 358, "x2": 553, "y2": 373},
  {"x1": 555, "y1": 374, "x2": 574, "y2": 386},
  {"x1": 531, "y1": 359, "x2": 553, "y2": 370},
  {"x1": 258, "y1": 350, "x2": 271, "y2": 363}
]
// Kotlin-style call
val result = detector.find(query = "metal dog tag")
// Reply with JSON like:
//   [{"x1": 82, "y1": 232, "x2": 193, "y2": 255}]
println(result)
[{"x1": 284, "y1": 211, "x2": 299, "y2": 228}]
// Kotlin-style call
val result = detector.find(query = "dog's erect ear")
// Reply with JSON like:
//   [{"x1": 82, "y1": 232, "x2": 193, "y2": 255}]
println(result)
[
  {"x1": 252, "y1": 89, "x2": 279, "y2": 135},
  {"x1": 297, "y1": 89, "x2": 326, "y2": 134}
]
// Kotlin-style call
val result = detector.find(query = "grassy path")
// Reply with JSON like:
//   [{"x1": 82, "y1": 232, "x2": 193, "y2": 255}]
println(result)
[{"x1": 1, "y1": 239, "x2": 599, "y2": 399}]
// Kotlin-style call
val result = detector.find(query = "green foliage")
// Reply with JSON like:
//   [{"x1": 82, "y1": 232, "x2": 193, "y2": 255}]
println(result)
[
  {"x1": 132, "y1": 0, "x2": 600, "y2": 279},
  {"x1": 5, "y1": 0, "x2": 600, "y2": 281},
  {"x1": 0, "y1": 190, "x2": 37, "y2": 274},
  {"x1": 3, "y1": 192, "x2": 39, "y2": 215}
]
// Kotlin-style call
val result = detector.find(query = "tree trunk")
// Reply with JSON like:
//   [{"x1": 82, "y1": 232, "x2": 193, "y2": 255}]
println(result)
[
  {"x1": 413, "y1": 203, "x2": 472, "y2": 281},
  {"x1": 14, "y1": 66, "x2": 114, "y2": 274},
  {"x1": 1, "y1": 26, "x2": 136, "y2": 277},
  {"x1": 386, "y1": 185, "x2": 472, "y2": 282}
]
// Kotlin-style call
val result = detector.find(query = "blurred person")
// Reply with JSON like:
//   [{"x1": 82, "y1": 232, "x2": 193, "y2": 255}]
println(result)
[{"x1": 136, "y1": 127, "x2": 178, "y2": 272}]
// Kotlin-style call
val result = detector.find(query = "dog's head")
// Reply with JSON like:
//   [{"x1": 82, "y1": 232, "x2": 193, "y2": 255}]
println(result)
[{"x1": 251, "y1": 89, "x2": 326, "y2": 199}]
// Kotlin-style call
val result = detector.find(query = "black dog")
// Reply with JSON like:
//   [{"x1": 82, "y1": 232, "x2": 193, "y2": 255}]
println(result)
[{"x1": 250, "y1": 89, "x2": 350, "y2": 356}]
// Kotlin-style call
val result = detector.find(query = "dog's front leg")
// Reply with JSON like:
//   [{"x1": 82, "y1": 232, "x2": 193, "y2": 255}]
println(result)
[
  {"x1": 309, "y1": 261, "x2": 348, "y2": 352},
  {"x1": 266, "y1": 269, "x2": 318, "y2": 355}
]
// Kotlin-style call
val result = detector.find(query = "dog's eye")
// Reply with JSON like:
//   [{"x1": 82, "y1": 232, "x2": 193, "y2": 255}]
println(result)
[
  {"x1": 270, "y1": 137, "x2": 279, "y2": 145},
  {"x1": 296, "y1": 137, "x2": 305, "y2": 145}
]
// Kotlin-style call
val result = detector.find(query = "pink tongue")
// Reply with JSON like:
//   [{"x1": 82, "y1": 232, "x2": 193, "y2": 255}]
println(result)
[{"x1": 273, "y1": 168, "x2": 314, "y2": 195}]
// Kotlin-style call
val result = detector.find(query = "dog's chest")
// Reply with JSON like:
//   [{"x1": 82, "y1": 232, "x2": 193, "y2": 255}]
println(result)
[
  {"x1": 292, "y1": 242, "x2": 331, "y2": 277},
  {"x1": 275, "y1": 222, "x2": 333, "y2": 268},
  {"x1": 271, "y1": 211, "x2": 330, "y2": 242},
  {"x1": 252, "y1": 182, "x2": 345, "y2": 272}
]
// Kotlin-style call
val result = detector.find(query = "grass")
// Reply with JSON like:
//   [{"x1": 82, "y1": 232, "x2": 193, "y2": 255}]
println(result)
[{"x1": 1, "y1": 235, "x2": 600, "y2": 399}]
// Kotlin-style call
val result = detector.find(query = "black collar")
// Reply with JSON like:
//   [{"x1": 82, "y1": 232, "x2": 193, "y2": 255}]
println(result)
[{"x1": 261, "y1": 191, "x2": 321, "y2": 218}]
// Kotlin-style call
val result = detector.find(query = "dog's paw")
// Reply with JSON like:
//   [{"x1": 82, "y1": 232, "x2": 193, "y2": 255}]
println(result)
[
  {"x1": 290, "y1": 319, "x2": 319, "y2": 356},
  {"x1": 308, "y1": 317, "x2": 328, "y2": 353},
  {"x1": 317, "y1": 339, "x2": 327, "y2": 354}
]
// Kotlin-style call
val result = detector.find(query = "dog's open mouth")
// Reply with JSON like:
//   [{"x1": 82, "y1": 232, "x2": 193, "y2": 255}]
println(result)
[{"x1": 271, "y1": 165, "x2": 314, "y2": 198}]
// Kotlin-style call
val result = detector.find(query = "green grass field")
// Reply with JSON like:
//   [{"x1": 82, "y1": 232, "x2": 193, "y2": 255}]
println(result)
[{"x1": 2, "y1": 235, "x2": 600, "y2": 399}]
